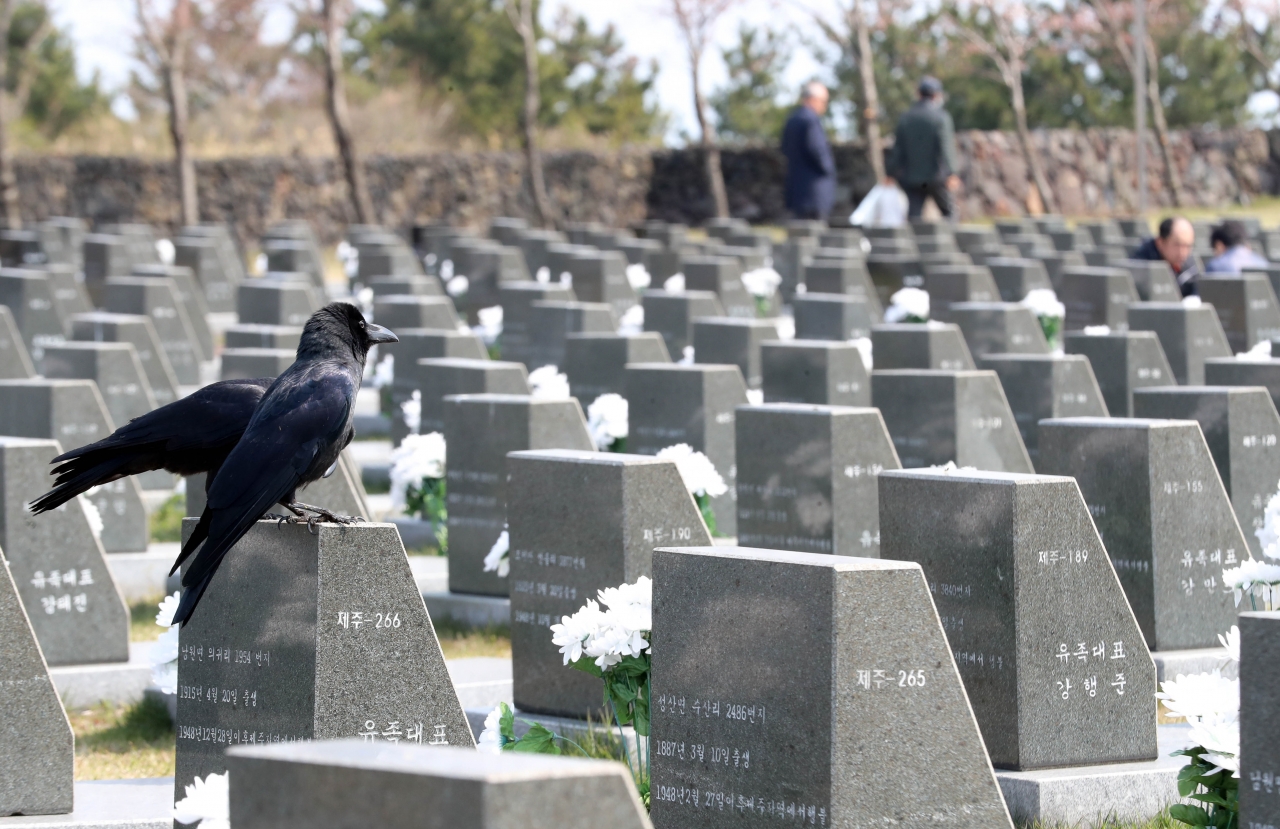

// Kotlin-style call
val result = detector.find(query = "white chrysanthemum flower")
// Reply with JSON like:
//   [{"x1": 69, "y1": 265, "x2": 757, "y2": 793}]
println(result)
[
  {"x1": 884, "y1": 287, "x2": 930, "y2": 323},
  {"x1": 389, "y1": 432, "x2": 446, "y2": 509},
  {"x1": 152, "y1": 589, "x2": 182, "y2": 695},
  {"x1": 1183, "y1": 295, "x2": 1203, "y2": 308},
  {"x1": 663, "y1": 273, "x2": 686, "y2": 293},
  {"x1": 1258, "y1": 486, "x2": 1280, "y2": 557},
  {"x1": 80, "y1": 497, "x2": 103, "y2": 539},
  {"x1": 1223, "y1": 558, "x2": 1280, "y2": 606},
  {"x1": 173, "y1": 771, "x2": 230, "y2": 829},
  {"x1": 152, "y1": 658, "x2": 178, "y2": 696},
  {"x1": 746, "y1": 389, "x2": 763, "y2": 405},
  {"x1": 371, "y1": 354, "x2": 394, "y2": 389},
  {"x1": 559, "y1": 271, "x2": 573, "y2": 288},
  {"x1": 355, "y1": 286, "x2": 374, "y2": 317},
  {"x1": 156, "y1": 239, "x2": 176, "y2": 266},
  {"x1": 400, "y1": 390, "x2": 421, "y2": 436},
  {"x1": 528, "y1": 365, "x2": 570, "y2": 400},
  {"x1": 535, "y1": 266, "x2": 551, "y2": 284},
  {"x1": 741, "y1": 267, "x2": 782, "y2": 299},
  {"x1": 550, "y1": 598, "x2": 609, "y2": 665},
  {"x1": 336, "y1": 240, "x2": 358, "y2": 278},
  {"x1": 678, "y1": 345, "x2": 694, "y2": 365},
  {"x1": 1083, "y1": 324, "x2": 1111, "y2": 336},
  {"x1": 1238, "y1": 340, "x2": 1272, "y2": 361},
  {"x1": 446, "y1": 275, "x2": 470, "y2": 297},
  {"x1": 483, "y1": 530, "x2": 509, "y2": 578},
  {"x1": 440, "y1": 259, "x2": 454, "y2": 279},
  {"x1": 473, "y1": 305, "x2": 503, "y2": 346},
  {"x1": 850, "y1": 337, "x2": 872, "y2": 371},
  {"x1": 1219, "y1": 625, "x2": 1240, "y2": 663},
  {"x1": 587, "y1": 394, "x2": 628, "y2": 450},
  {"x1": 1021, "y1": 288, "x2": 1065, "y2": 319},
  {"x1": 156, "y1": 590, "x2": 182, "y2": 627},
  {"x1": 625, "y1": 263, "x2": 652, "y2": 291},
  {"x1": 252, "y1": 252, "x2": 267, "y2": 276},
  {"x1": 1157, "y1": 671, "x2": 1240, "y2": 723},
  {"x1": 617, "y1": 304, "x2": 644, "y2": 336},
  {"x1": 776, "y1": 315, "x2": 795, "y2": 341},
  {"x1": 477, "y1": 705, "x2": 504, "y2": 754},
  {"x1": 1188, "y1": 714, "x2": 1240, "y2": 776},
  {"x1": 597, "y1": 576, "x2": 652, "y2": 614},
  {"x1": 656, "y1": 443, "x2": 727, "y2": 498}
]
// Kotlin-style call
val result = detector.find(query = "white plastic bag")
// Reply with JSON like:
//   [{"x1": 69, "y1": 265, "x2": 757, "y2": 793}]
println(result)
[{"x1": 850, "y1": 183, "x2": 909, "y2": 228}]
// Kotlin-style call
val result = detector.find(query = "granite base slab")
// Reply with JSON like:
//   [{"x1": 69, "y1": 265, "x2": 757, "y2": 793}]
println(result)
[
  {"x1": 422, "y1": 591, "x2": 510, "y2": 628},
  {"x1": 995, "y1": 724, "x2": 1192, "y2": 827},
  {"x1": 1153, "y1": 647, "x2": 1236, "y2": 682},
  {"x1": 104, "y1": 548, "x2": 177, "y2": 603},
  {"x1": 0, "y1": 778, "x2": 171, "y2": 829},
  {"x1": 48, "y1": 642, "x2": 153, "y2": 708}
]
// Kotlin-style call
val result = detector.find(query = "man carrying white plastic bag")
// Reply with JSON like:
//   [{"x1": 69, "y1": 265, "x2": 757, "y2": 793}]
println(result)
[{"x1": 850, "y1": 181, "x2": 910, "y2": 228}]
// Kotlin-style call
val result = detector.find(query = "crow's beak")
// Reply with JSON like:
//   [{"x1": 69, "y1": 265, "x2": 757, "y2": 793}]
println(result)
[{"x1": 367, "y1": 323, "x2": 398, "y2": 344}]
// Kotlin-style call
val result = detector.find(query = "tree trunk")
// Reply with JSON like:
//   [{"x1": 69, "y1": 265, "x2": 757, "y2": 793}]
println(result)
[
  {"x1": 1010, "y1": 74, "x2": 1057, "y2": 215},
  {"x1": 322, "y1": 0, "x2": 374, "y2": 225},
  {"x1": 165, "y1": 0, "x2": 198, "y2": 228},
  {"x1": 1144, "y1": 35, "x2": 1184, "y2": 207},
  {"x1": 516, "y1": 0, "x2": 554, "y2": 228},
  {"x1": 853, "y1": 6, "x2": 885, "y2": 181},
  {"x1": 690, "y1": 53, "x2": 729, "y2": 219},
  {"x1": 0, "y1": 0, "x2": 18, "y2": 229}
]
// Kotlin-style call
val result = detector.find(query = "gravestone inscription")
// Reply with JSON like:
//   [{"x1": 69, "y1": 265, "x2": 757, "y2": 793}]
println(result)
[
  {"x1": 1064, "y1": 331, "x2": 1174, "y2": 417},
  {"x1": 980, "y1": 354, "x2": 1109, "y2": 466},
  {"x1": 1239, "y1": 611, "x2": 1280, "y2": 829},
  {"x1": 1128, "y1": 303, "x2": 1232, "y2": 385}
]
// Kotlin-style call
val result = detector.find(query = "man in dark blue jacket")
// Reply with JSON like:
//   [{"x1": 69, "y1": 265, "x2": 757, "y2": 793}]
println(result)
[
  {"x1": 781, "y1": 82, "x2": 836, "y2": 220},
  {"x1": 888, "y1": 76, "x2": 960, "y2": 219}
]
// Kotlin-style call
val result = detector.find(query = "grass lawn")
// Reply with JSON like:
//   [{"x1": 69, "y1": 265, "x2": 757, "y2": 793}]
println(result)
[
  {"x1": 69, "y1": 698, "x2": 174, "y2": 781},
  {"x1": 433, "y1": 618, "x2": 511, "y2": 660}
]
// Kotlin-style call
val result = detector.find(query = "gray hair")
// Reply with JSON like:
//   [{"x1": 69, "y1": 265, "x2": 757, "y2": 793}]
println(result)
[{"x1": 801, "y1": 81, "x2": 829, "y2": 101}]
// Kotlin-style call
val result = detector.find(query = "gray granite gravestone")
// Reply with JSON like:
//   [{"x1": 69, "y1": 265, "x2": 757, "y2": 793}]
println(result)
[
  {"x1": 1121, "y1": 259, "x2": 1182, "y2": 302},
  {"x1": 872, "y1": 322, "x2": 976, "y2": 370},
  {"x1": 564, "y1": 332, "x2": 670, "y2": 402},
  {"x1": 878, "y1": 468, "x2": 1157, "y2": 770},
  {"x1": 1128, "y1": 302, "x2": 1233, "y2": 385},
  {"x1": 398, "y1": 358, "x2": 528, "y2": 443},
  {"x1": 104, "y1": 276, "x2": 201, "y2": 385},
  {"x1": 1239, "y1": 611, "x2": 1280, "y2": 829},
  {"x1": 81, "y1": 234, "x2": 132, "y2": 306},
  {"x1": 41, "y1": 342, "x2": 157, "y2": 429},
  {"x1": 0, "y1": 305, "x2": 33, "y2": 379},
  {"x1": 0, "y1": 546, "x2": 73, "y2": 817},
  {"x1": 367, "y1": 275, "x2": 442, "y2": 298},
  {"x1": 372, "y1": 295, "x2": 461, "y2": 332},
  {"x1": 453, "y1": 244, "x2": 529, "y2": 314},
  {"x1": 1037, "y1": 418, "x2": 1243, "y2": 651},
  {"x1": 567, "y1": 250, "x2": 636, "y2": 319},
  {"x1": 0, "y1": 269, "x2": 64, "y2": 363},
  {"x1": 384, "y1": 329, "x2": 489, "y2": 438},
  {"x1": 174, "y1": 236, "x2": 237, "y2": 313},
  {"x1": 1034, "y1": 250, "x2": 1087, "y2": 291},
  {"x1": 760, "y1": 340, "x2": 869, "y2": 406},
  {"x1": 980, "y1": 354, "x2": 1109, "y2": 466},
  {"x1": 1206, "y1": 358, "x2": 1280, "y2": 414},
  {"x1": 226, "y1": 742, "x2": 651, "y2": 829},
  {"x1": 70, "y1": 312, "x2": 180, "y2": 407},
  {"x1": 871, "y1": 370, "x2": 1034, "y2": 472},
  {"x1": 1064, "y1": 330, "x2": 1175, "y2": 417},
  {"x1": 950, "y1": 302, "x2": 1051, "y2": 360},
  {"x1": 924, "y1": 264, "x2": 1001, "y2": 322},
  {"x1": 988, "y1": 257, "x2": 1054, "y2": 301},
  {"x1": 236, "y1": 279, "x2": 319, "y2": 328},
  {"x1": 736, "y1": 404, "x2": 900, "y2": 556},
  {"x1": 221, "y1": 348, "x2": 295, "y2": 381},
  {"x1": 525, "y1": 300, "x2": 616, "y2": 370},
  {"x1": 174, "y1": 520, "x2": 473, "y2": 811},
  {"x1": 499, "y1": 282, "x2": 575, "y2": 364},
  {"x1": 0, "y1": 437, "x2": 129, "y2": 665},
  {"x1": 773, "y1": 237, "x2": 816, "y2": 302},
  {"x1": 30, "y1": 263, "x2": 93, "y2": 323},
  {"x1": 1061, "y1": 266, "x2": 1141, "y2": 331},
  {"x1": 691, "y1": 318, "x2": 779, "y2": 390},
  {"x1": 508, "y1": 449, "x2": 710, "y2": 718},
  {"x1": 264, "y1": 239, "x2": 325, "y2": 288},
  {"x1": 444, "y1": 395, "x2": 594, "y2": 597},
  {"x1": 1134, "y1": 386, "x2": 1280, "y2": 556},
  {"x1": 800, "y1": 259, "x2": 883, "y2": 317},
  {"x1": 682, "y1": 256, "x2": 759, "y2": 319},
  {"x1": 130, "y1": 263, "x2": 214, "y2": 359},
  {"x1": 642, "y1": 290, "x2": 724, "y2": 358},
  {"x1": 626, "y1": 363, "x2": 749, "y2": 536},
  {"x1": 650, "y1": 546, "x2": 1015, "y2": 829},
  {"x1": 224, "y1": 324, "x2": 303, "y2": 351},
  {"x1": 0, "y1": 379, "x2": 147, "y2": 551},
  {"x1": 866, "y1": 253, "x2": 923, "y2": 305},
  {"x1": 791, "y1": 293, "x2": 876, "y2": 342},
  {"x1": 1199, "y1": 274, "x2": 1280, "y2": 353}
]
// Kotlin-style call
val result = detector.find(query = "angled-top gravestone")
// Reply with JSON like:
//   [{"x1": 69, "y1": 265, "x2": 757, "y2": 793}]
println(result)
[
  {"x1": 0, "y1": 268, "x2": 64, "y2": 363},
  {"x1": 367, "y1": 275, "x2": 442, "y2": 298},
  {"x1": 445, "y1": 395, "x2": 595, "y2": 597},
  {"x1": 371, "y1": 294, "x2": 459, "y2": 332},
  {"x1": 567, "y1": 250, "x2": 636, "y2": 319},
  {"x1": 1128, "y1": 302, "x2": 1232, "y2": 385},
  {"x1": 31, "y1": 263, "x2": 93, "y2": 323},
  {"x1": 1034, "y1": 250, "x2": 1087, "y2": 291},
  {"x1": 396, "y1": 357, "x2": 528, "y2": 444},
  {"x1": 1198, "y1": 274, "x2": 1280, "y2": 353},
  {"x1": 174, "y1": 236, "x2": 237, "y2": 313},
  {"x1": 866, "y1": 253, "x2": 924, "y2": 306},
  {"x1": 1239, "y1": 611, "x2": 1280, "y2": 829},
  {"x1": 81, "y1": 234, "x2": 132, "y2": 306},
  {"x1": 1064, "y1": 330, "x2": 1174, "y2": 417},
  {"x1": 384, "y1": 329, "x2": 488, "y2": 438},
  {"x1": 923, "y1": 265, "x2": 1001, "y2": 322},
  {"x1": 980, "y1": 354, "x2": 1109, "y2": 467},
  {"x1": 237, "y1": 279, "x2": 320, "y2": 328},
  {"x1": 1205, "y1": 357, "x2": 1280, "y2": 415},
  {"x1": 773, "y1": 237, "x2": 816, "y2": 302},
  {"x1": 682, "y1": 256, "x2": 759, "y2": 319},
  {"x1": 1134, "y1": 386, "x2": 1280, "y2": 557},
  {"x1": 800, "y1": 259, "x2": 883, "y2": 318},
  {"x1": 871, "y1": 370, "x2": 1035, "y2": 473},
  {"x1": 642, "y1": 290, "x2": 724, "y2": 358},
  {"x1": 1121, "y1": 259, "x2": 1182, "y2": 303},
  {"x1": 879, "y1": 468, "x2": 1157, "y2": 770},
  {"x1": 509, "y1": 449, "x2": 710, "y2": 718},
  {"x1": 225, "y1": 324, "x2": 303, "y2": 351},
  {"x1": 104, "y1": 276, "x2": 202, "y2": 385},
  {"x1": 0, "y1": 546, "x2": 73, "y2": 817},
  {"x1": 950, "y1": 302, "x2": 1051, "y2": 361},
  {"x1": 130, "y1": 263, "x2": 214, "y2": 359},
  {"x1": 0, "y1": 305, "x2": 33, "y2": 379},
  {"x1": 650, "y1": 546, "x2": 1015, "y2": 829},
  {"x1": 760, "y1": 340, "x2": 869, "y2": 407},
  {"x1": 692, "y1": 318, "x2": 779, "y2": 390},
  {"x1": 174, "y1": 520, "x2": 473, "y2": 814},
  {"x1": 627, "y1": 363, "x2": 749, "y2": 536},
  {"x1": 735, "y1": 404, "x2": 900, "y2": 557},
  {"x1": 41, "y1": 341, "x2": 157, "y2": 429},
  {"x1": 1037, "y1": 418, "x2": 1243, "y2": 651},
  {"x1": 791, "y1": 293, "x2": 876, "y2": 342},
  {"x1": 564, "y1": 332, "x2": 670, "y2": 403},
  {"x1": 70, "y1": 311, "x2": 180, "y2": 407},
  {"x1": 0, "y1": 437, "x2": 129, "y2": 666},
  {"x1": 264, "y1": 238, "x2": 325, "y2": 288},
  {"x1": 987, "y1": 257, "x2": 1053, "y2": 301},
  {"x1": 871, "y1": 322, "x2": 976, "y2": 370},
  {"x1": 0, "y1": 379, "x2": 147, "y2": 551},
  {"x1": 525, "y1": 300, "x2": 616, "y2": 371},
  {"x1": 1061, "y1": 266, "x2": 1141, "y2": 331},
  {"x1": 221, "y1": 348, "x2": 295, "y2": 381},
  {"x1": 500, "y1": 282, "x2": 576, "y2": 365}
]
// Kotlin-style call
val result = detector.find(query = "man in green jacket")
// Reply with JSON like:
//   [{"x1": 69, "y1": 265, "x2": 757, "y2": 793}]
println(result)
[{"x1": 887, "y1": 77, "x2": 961, "y2": 219}]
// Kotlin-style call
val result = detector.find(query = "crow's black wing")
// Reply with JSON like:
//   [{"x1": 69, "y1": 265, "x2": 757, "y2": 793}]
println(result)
[
  {"x1": 29, "y1": 378, "x2": 273, "y2": 514},
  {"x1": 169, "y1": 366, "x2": 356, "y2": 626}
]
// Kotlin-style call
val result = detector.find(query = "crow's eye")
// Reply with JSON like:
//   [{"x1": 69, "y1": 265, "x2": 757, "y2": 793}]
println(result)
[{"x1": 359, "y1": 321, "x2": 366, "y2": 329}]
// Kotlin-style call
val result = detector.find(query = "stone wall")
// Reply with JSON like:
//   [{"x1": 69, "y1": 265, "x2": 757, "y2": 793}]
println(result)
[{"x1": 8, "y1": 126, "x2": 1278, "y2": 245}]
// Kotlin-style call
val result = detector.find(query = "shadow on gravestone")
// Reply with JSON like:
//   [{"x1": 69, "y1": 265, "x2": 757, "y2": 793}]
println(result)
[
  {"x1": 760, "y1": 340, "x2": 869, "y2": 407},
  {"x1": 2, "y1": 438, "x2": 129, "y2": 666},
  {"x1": 509, "y1": 449, "x2": 711, "y2": 720},
  {"x1": 649, "y1": 547, "x2": 1014, "y2": 829},
  {"x1": 980, "y1": 354, "x2": 1109, "y2": 468},
  {"x1": 879, "y1": 468, "x2": 1157, "y2": 770},
  {"x1": 1239, "y1": 611, "x2": 1280, "y2": 829},
  {"x1": 1134, "y1": 386, "x2": 1280, "y2": 557},
  {"x1": 1037, "y1": 418, "x2": 1243, "y2": 652},
  {"x1": 871, "y1": 370, "x2": 1034, "y2": 473},
  {"x1": 0, "y1": 547, "x2": 74, "y2": 816},
  {"x1": 735, "y1": 404, "x2": 900, "y2": 557},
  {"x1": 1064, "y1": 330, "x2": 1174, "y2": 417},
  {"x1": 174, "y1": 520, "x2": 473, "y2": 813}
]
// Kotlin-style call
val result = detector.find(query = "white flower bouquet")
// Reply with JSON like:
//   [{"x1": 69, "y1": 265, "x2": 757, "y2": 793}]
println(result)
[
  {"x1": 389, "y1": 432, "x2": 448, "y2": 552},
  {"x1": 656, "y1": 443, "x2": 727, "y2": 535},
  {"x1": 483, "y1": 529, "x2": 509, "y2": 578},
  {"x1": 173, "y1": 771, "x2": 230, "y2": 829},
  {"x1": 528, "y1": 365, "x2": 571, "y2": 400},
  {"x1": 472, "y1": 305, "x2": 503, "y2": 358},
  {"x1": 741, "y1": 267, "x2": 782, "y2": 317},
  {"x1": 1020, "y1": 288, "x2": 1065, "y2": 348},
  {"x1": 587, "y1": 394, "x2": 628, "y2": 452},
  {"x1": 884, "y1": 287, "x2": 930, "y2": 323},
  {"x1": 151, "y1": 591, "x2": 181, "y2": 694}
]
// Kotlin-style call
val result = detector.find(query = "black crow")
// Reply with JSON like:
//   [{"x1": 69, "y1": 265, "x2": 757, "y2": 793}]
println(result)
[
  {"x1": 29, "y1": 378, "x2": 273, "y2": 515},
  {"x1": 169, "y1": 302, "x2": 397, "y2": 626}
]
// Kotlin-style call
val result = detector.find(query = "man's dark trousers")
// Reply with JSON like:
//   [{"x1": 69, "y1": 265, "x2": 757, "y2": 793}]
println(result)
[{"x1": 905, "y1": 181, "x2": 953, "y2": 219}]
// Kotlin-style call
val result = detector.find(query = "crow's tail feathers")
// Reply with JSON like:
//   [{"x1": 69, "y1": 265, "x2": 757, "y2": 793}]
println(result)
[
  {"x1": 29, "y1": 453, "x2": 138, "y2": 514},
  {"x1": 172, "y1": 570, "x2": 215, "y2": 628}
]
